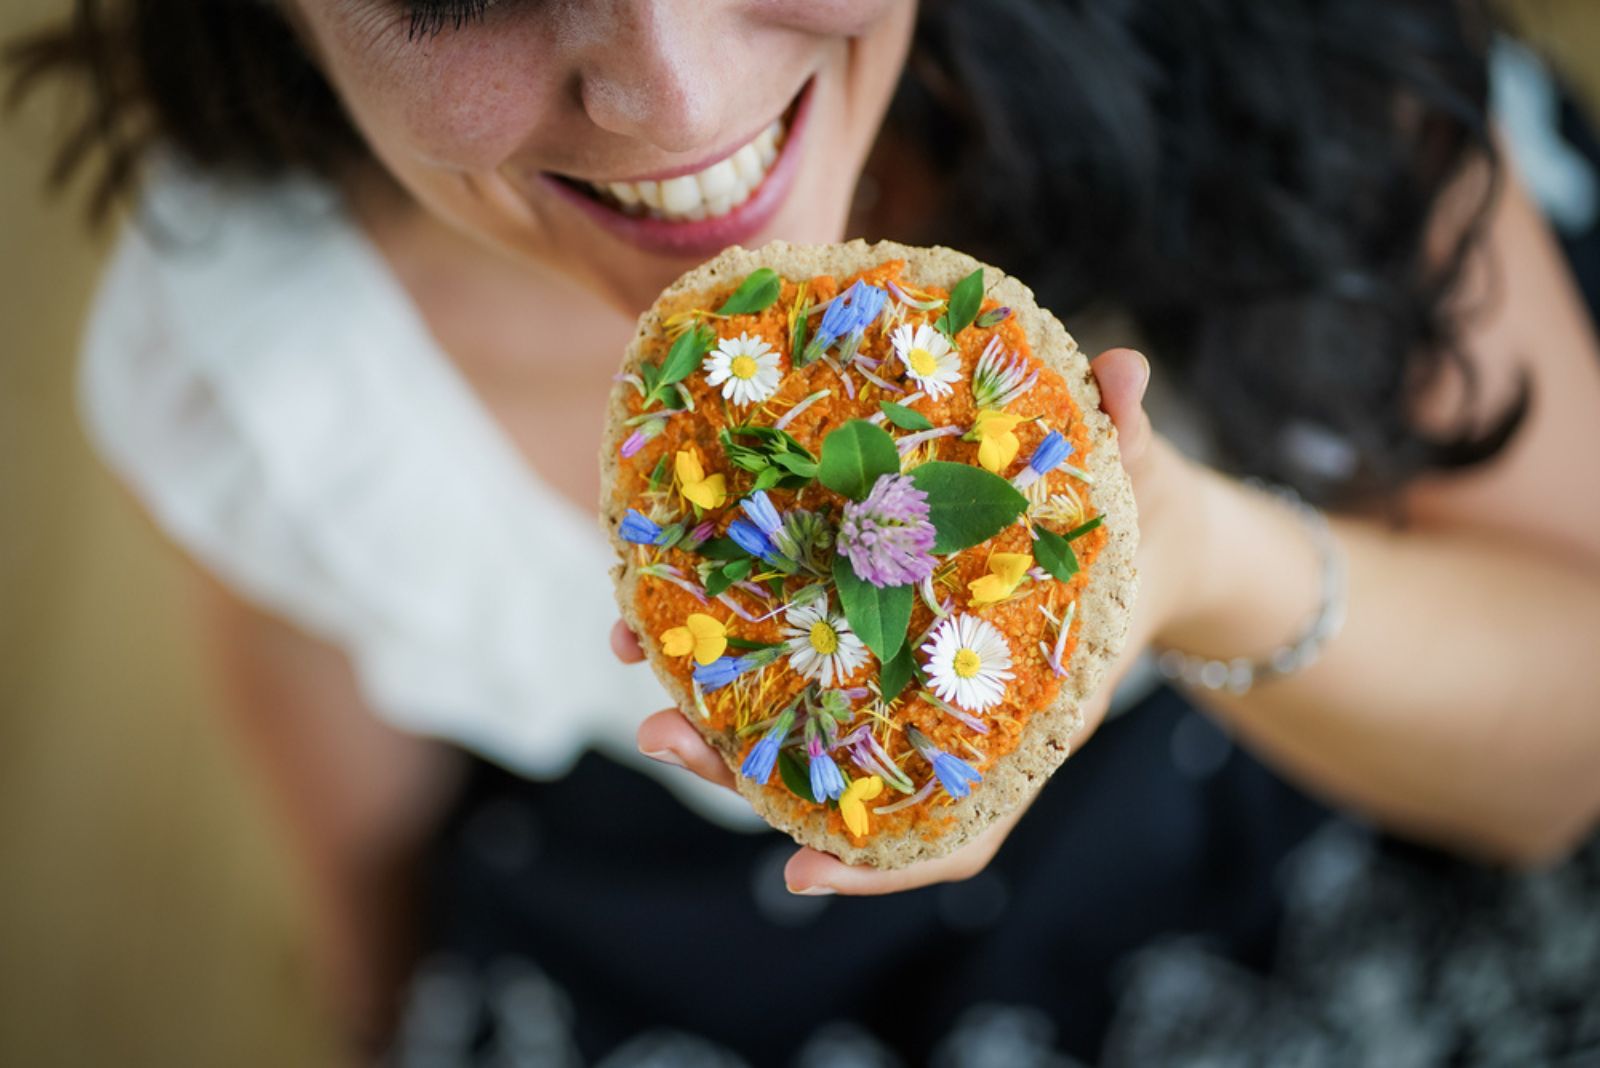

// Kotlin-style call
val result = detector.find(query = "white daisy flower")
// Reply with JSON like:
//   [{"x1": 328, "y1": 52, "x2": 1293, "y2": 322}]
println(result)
[
  {"x1": 889, "y1": 322, "x2": 963, "y2": 398},
  {"x1": 921, "y1": 613, "x2": 1014, "y2": 712},
  {"x1": 783, "y1": 599, "x2": 869, "y2": 687},
  {"x1": 703, "y1": 333, "x2": 782, "y2": 406}
]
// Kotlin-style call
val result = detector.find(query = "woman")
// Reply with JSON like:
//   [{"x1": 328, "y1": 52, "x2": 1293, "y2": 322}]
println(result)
[{"x1": 11, "y1": 0, "x2": 1600, "y2": 1062}]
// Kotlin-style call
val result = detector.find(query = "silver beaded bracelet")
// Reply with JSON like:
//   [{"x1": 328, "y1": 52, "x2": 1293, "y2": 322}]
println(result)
[{"x1": 1156, "y1": 479, "x2": 1347, "y2": 695}]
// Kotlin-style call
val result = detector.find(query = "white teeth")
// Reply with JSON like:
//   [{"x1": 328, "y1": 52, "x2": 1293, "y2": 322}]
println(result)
[
  {"x1": 659, "y1": 175, "x2": 702, "y2": 215},
  {"x1": 584, "y1": 116, "x2": 788, "y2": 222}
]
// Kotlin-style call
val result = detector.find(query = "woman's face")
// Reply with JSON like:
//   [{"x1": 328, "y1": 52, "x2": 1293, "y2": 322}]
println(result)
[{"x1": 290, "y1": 1, "x2": 916, "y2": 311}]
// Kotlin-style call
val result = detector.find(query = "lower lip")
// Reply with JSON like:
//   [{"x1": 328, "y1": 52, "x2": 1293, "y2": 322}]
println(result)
[{"x1": 541, "y1": 79, "x2": 814, "y2": 260}]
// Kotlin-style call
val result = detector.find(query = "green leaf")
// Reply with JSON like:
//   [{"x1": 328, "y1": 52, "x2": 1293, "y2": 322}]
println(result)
[
  {"x1": 1063, "y1": 515, "x2": 1104, "y2": 541},
  {"x1": 716, "y1": 268, "x2": 782, "y2": 316},
  {"x1": 879, "y1": 645, "x2": 916, "y2": 703},
  {"x1": 724, "y1": 558, "x2": 754, "y2": 582},
  {"x1": 832, "y1": 554, "x2": 914, "y2": 661},
  {"x1": 647, "y1": 454, "x2": 670, "y2": 491},
  {"x1": 639, "y1": 361, "x2": 661, "y2": 394},
  {"x1": 726, "y1": 635, "x2": 780, "y2": 652},
  {"x1": 879, "y1": 400, "x2": 933, "y2": 432},
  {"x1": 698, "y1": 537, "x2": 746, "y2": 562},
  {"x1": 752, "y1": 466, "x2": 784, "y2": 491},
  {"x1": 818, "y1": 420, "x2": 901, "y2": 501},
  {"x1": 908, "y1": 461, "x2": 1028, "y2": 553},
  {"x1": 704, "y1": 564, "x2": 738, "y2": 598},
  {"x1": 657, "y1": 325, "x2": 713, "y2": 389},
  {"x1": 778, "y1": 750, "x2": 816, "y2": 803},
  {"x1": 790, "y1": 306, "x2": 809, "y2": 362},
  {"x1": 935, "y1": 268, "x2": 985, "y2": 339},
  {"x1": 1032, "y1": 528, "x2": 1080, "y2": 582}
]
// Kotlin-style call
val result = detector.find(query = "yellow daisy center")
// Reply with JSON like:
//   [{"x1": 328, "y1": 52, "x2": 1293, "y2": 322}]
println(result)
[
  {"x1": 809, "y1": 621, "x2": 840, "y2": 656},
  {"x1": 730, "y1": 354, "x2": 759, "y2": 380},
  {"x1": 953, "y1": 648, "x2": 982, "y2": 678},
  {"x1": 907, "y1": 347, "x2": 938, "y2": 376}
]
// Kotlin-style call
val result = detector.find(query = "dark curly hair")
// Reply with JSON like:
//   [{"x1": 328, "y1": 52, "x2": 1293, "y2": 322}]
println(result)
[{"x1": 7, "y1": 0, "x2": 1525, "y2": 502}]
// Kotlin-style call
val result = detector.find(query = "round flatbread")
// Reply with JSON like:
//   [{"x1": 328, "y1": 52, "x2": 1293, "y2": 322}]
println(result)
[{"x1": 601, "y1": 239, "x2": 1138, "y2": 868}]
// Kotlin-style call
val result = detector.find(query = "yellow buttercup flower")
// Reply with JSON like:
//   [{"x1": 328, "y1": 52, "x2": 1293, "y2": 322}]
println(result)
[
  {"x1": 675, "y1": 448, "x2": 727, "y2": 510},
  {"x1": 659, "y1": 613, "x2": 728, "y2": 666},
  {"x1": 967, "y1": 552, "x2": 1034, "y2": 606},
  {"x1": 839, "y1": 775, "x2": 885, "y2": 837},
  {"x1": 971, "y1": 410, "x2": 1023, "y2": 473}
]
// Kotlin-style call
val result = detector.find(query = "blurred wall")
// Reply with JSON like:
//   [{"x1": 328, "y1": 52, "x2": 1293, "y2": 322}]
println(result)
[
  {"x1": 0, "y1": 2, "x2": 337, "y2": 1065},
  {"x1": 0, "y1": 1, "x2": 1593, "y2": 1066}
]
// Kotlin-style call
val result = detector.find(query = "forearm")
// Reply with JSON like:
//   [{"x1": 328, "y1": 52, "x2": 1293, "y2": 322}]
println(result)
[{"x1": 1164, "y1": 466, "x2": 1600, "y2": 864}]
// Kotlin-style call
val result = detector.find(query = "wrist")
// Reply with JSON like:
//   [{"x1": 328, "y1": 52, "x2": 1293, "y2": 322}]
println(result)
[{"x1": 1154, "y1": 464, "x2": 1324, "y2": 659}]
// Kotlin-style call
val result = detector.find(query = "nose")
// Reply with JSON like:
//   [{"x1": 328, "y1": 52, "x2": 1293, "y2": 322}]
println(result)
[{"x1": 576, "y1": 0, "x2": 725, "y2": 155}]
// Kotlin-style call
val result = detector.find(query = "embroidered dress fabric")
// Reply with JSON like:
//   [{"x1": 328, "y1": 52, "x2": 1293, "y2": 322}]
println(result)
[{"x1": 78, "y1": 161, "x2": 759, "y2": 827}]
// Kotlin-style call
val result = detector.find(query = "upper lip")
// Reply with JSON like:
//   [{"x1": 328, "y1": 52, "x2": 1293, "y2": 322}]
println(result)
[{"x1": 544, "y1": 82, "x2": 805, "y2": 187}]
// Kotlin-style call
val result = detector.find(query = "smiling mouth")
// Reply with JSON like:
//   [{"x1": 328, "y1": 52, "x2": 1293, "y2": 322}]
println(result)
[{"x1": 553, "y1": 93, "x2": 798, "y2": 223}]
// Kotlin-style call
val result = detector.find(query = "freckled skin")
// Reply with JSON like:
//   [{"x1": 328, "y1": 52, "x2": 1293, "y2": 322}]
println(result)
[
  {"x1": 620, "y1": 262, "x2": 1107, "y2": 841},
  {"x1": 284, "y1": 0, "x2": 915, "y2": 312}
]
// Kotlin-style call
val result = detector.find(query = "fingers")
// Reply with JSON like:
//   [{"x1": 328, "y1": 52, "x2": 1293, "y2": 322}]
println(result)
[
  {"x1": 635, "y1": 708, "x2": 738, "y2": 790},
  {"x1": 611, "y1": 619, "x2": 645, "y2": 663},
  {"x1": 783, "y1": 801, "x2": 1024, "y2": 896},
  {"x1": 1090, "y1": 348, "x2": 1153, "y2": 468}
]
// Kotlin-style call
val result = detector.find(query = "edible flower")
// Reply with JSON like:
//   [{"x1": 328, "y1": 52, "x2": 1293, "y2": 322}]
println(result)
[
  {"x1": 675, "y1": 448, "x2": 727, "y2": 511},
  {"x1": 972, "y1": 337, "x2": 1038, "y2": 410},
  {"x1": 838, "y1": 775, "x2": 885, "y2": 837},
  {"x1": 782, "y1": 599, "x2": 869, "y2": 686},
  {"x1": 967, "y1": 552, "x2": 1034, "y2": 607},
  {"x1": 739, "y1": 491, "x2": 783, "y2": 538},
  {"x1": 889, "y1": 322, "x2": 963, "y2": 399},
  {"x1": 682, "y1": 521, "x2": 716, "y2": 551},
  {"x1": 619, "y1": 509, "x2": 668, "y2": 546},
  {"x1": 968, "y1": 410, "x2": 1024, "y2": 474},
  {"x1": 659, "y1": 612, "x2": 728, "y2": 665},
  {"x1": 808, "y1": 280, "x2": 887, "y2": 361},
  {"x1": 1011, "y1": 430, "x2": 1074, "y2": 489},
  {"x1": 907, "y1": 726, "x2": 983, "y2": 800},
  {"x1": 740, "y1": 705, "x2": 796, "y2": 784},
  {"x1": 921, "y1": 613, "x2": 1015, "y2": 712},
  {"x1": 805, "y1": 717, "x2": 847, "y2": 802},
  {"x1": 621, "y1": 417, "x2": 668, "y2": 458},
  {"x1": 727, "y1": 517, "x2": 780, "y2": 563},
  {"x1": 694, "y1": 647, "x2": 778, "y2": 692},
  {"x1": 836, "y1": 473, "x2": 937, "y2": 588},
  {"x1": 704, "y1": 333, "x2": 782, "y2": 406}
]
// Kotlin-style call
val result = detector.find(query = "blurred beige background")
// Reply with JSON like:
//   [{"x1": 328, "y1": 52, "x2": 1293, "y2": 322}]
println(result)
[{"x1": 0, "y1": 2, "x2": 1595, "y2": 1065}]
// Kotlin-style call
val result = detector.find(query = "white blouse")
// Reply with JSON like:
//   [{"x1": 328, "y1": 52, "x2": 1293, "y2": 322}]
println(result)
[{"x1": 79, "y1": 163, "x2": 762, "y2": 828}]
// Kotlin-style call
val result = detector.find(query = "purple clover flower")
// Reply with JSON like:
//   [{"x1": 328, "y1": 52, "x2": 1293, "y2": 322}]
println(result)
[
  {"x1": 837, "y1": 474, "x2": 937, "y2": 588},
  {"x1": 1012, "y1": 430, "x2": 1074, "y2": 489},
  {"x1": 619, "y1": 509, "x2": 666, "y2": 545}
]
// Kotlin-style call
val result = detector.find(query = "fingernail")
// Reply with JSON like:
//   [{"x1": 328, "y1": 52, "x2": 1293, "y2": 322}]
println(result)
[
  {"x1": 788, "y1": 884, "x2": 836, "y2": 896},
  {"x1": 642, "y1": 749, "x2": 685, "y2": 768}
]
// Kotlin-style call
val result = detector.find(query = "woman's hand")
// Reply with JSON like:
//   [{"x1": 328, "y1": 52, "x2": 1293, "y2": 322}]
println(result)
[{"x1": 612, "y1": 348, "x2": 1207, "y2": 894}]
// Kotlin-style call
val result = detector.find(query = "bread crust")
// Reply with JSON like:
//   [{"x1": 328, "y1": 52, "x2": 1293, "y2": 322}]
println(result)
[{"x1": 600, "y1": 240, "x2": 1139, "y2": 868}]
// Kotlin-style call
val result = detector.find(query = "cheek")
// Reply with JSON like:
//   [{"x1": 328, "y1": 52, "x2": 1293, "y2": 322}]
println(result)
[{"x1": 329, "y1": 23, "x2": 560, "y2": 173}]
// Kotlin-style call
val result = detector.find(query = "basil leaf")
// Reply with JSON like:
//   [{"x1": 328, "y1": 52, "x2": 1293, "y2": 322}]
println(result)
[
  {"x1": 1032, "y1": 528, "x2": 1080, "y2": 582},
  {"x1": 658, "y1": 325, "x2": 713, "y2": 389},
  {"x1": 879, "y1": 400, "x2": 933, "y2": 432},
  {"x1": 935, "y1": 268, "x2": 984, "y2": 339},
  {"x1": 832, "y1": 554, "x2": 913, "y2": 661},
  {"x1": 908, "y1": 461, "x2": 1028, "y2": 553},
  {"x1": 778, "y1": 749, "x2": 816, "y2": 803},
  {"x1": 1063, "y1": 515, "x2": 1104, "y2": 541},
  {"x1": 818, "y1": 420, "x2": 901, "y2": 501},
  {"x1": 716, "y1": 268, "x2": 782, "y2": 316},
  {"x1": 879, "y1": 644, "x2": 916, "y2": 703}
]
